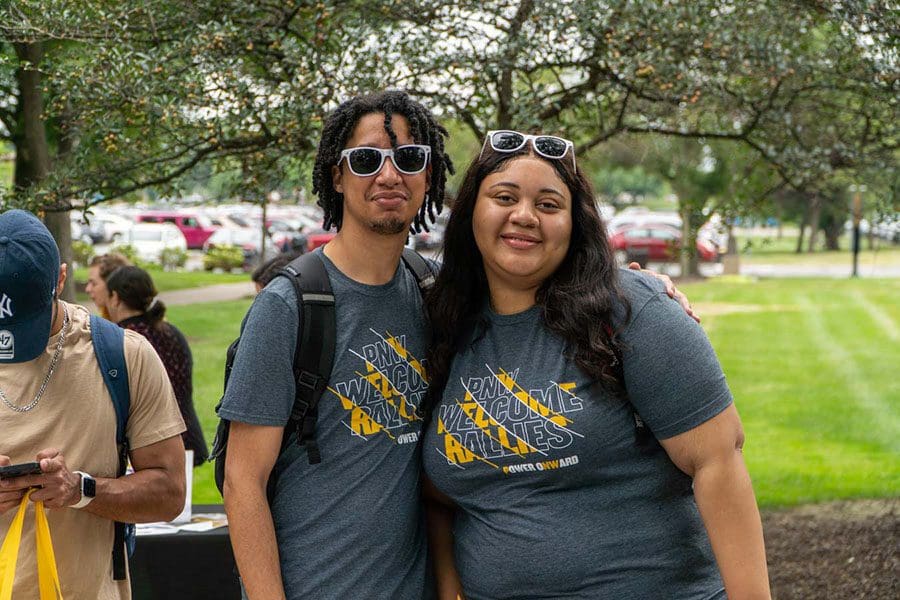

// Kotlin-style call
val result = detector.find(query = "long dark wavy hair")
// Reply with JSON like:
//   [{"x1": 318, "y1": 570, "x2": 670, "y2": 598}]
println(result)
[
  {"x1": 311, "y1": 90, "x2": 454, "y2": 232},
  {"x1": 424, "y1": 145, "x2": 631, "y2": 410}
]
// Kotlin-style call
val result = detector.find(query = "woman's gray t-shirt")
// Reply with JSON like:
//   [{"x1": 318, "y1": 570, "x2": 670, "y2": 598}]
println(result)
[
  {"x1": 422, "y1": 269, "x2": 732, "y2": 600},
  {"x1": 219, "y1": 250, "x2": 431, "y2": 600}
]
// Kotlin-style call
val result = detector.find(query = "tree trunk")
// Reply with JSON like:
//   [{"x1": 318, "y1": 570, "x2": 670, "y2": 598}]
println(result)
[
  {"x1": 807, "y1": 195, "x2": 821, "y2": 253},
  {"x1": 679, "y1": 204, "x2": 700, "y2": 278},
  {"x1": 13, "y1": 42, "x2": 50, "y2": 189},
  {"x1": 13, "y1": 42, "x2": 75, "y2": 301},
  {"x1": 795, "y1": 203, "x2": 808, "y2": 254},
  {"x1": 823, "y1": 221, "x2": 842, "y2": 251},
  {"x1": 722, "y1": 222, "x2": 740, "y2": 274}
]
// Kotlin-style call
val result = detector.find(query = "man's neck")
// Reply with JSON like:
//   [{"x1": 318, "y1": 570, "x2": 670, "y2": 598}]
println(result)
[
  {"x1": 49, "y1": 300, "x2": 65, "y2": 335},
  {"x1": 323, "y1": 225, "x2": 407, "y2": 285}
]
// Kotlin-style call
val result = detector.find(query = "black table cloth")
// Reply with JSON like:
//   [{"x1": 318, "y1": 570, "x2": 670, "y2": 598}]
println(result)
[{"x1": 130, "y1": 504, "x2": 241, "y2": 599}]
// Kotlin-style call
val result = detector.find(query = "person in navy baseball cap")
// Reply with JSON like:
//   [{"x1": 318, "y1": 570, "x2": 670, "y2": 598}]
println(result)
[{"x1": 0, "y1": 209, "x2": 62, "y2": 363}]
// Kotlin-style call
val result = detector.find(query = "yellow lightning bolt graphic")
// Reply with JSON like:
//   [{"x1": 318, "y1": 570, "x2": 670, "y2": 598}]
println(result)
[
  {"x1": 355, "y1": 364, "x2": 421, "y2": 422},
  {"x1": 456, "y1": 395, "x2": 538, "y2": 458},
  {"x1": 329, "y1": 386, "x2": 395, "y2": 440},
  {"x1": 383, "y1": 331, "x2": 428, "y2": 384},
  {"x1": 437, "y1": 417, "x2": 499, "y2": 469},
  {"x1": 495, "y1": 368, "x2": 574, "y2": 427}
]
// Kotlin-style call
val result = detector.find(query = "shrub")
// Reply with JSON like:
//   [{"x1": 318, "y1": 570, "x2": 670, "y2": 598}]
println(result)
[
  {"x1": 109, "y1": 244, "x2": 151, "y2": 269},
  {"x1": 202, "y1": 245, "x2": 244, "y2": 272},
  {"x1": 160, "y1": 247, "x2": 188, "y2": 271},
  {"x1": 71, "y1": 240, "x2": 95, "y2": 269}
]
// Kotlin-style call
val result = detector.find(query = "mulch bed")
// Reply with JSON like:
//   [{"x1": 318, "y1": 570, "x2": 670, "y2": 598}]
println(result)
[{"x1": 763, "y1": 499, "x2": 899, "y2": 599}]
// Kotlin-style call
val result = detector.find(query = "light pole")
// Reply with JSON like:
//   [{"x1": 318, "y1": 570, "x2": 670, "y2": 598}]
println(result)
[{"x1": 849, "y1": 184, "x2": 866, "y2": 278}]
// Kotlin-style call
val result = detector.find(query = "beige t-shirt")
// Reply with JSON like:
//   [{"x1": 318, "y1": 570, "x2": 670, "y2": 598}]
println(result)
[{"x1": 0, "y1": 302, "x2": 186, "y2": 600}]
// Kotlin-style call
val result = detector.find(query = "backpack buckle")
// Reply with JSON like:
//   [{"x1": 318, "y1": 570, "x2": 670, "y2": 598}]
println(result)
[{"x1": 296, "y1": 370, "x2": 320, "y2": 391}]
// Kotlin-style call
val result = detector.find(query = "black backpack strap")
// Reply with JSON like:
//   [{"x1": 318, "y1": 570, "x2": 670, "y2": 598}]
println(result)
[
  {"x1": 276, "y1": 252, "x2": 336, "y2": 465},
  {"x1": 400, "y1": 247, "x2": 435, "y2": 289}
]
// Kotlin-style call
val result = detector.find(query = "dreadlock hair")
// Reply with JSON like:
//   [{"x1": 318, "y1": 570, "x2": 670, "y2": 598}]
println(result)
[{"x1": 312, "y1": 90, "x2": 454, "y2": 232}]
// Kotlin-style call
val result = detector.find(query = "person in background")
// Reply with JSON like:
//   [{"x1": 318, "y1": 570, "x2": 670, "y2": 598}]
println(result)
[
  {"x1": 105, "y1": 265, "x2": 208, "y2": 466},
  {"x1": 0, "y1": 210, "x2": 186, "y2": 600},
  {"x1": 250, "y1": 250, "x2": 304, "y2": 293},
  {"x1": 86, "y1": 253, "x2": 131, "y2": 319}
]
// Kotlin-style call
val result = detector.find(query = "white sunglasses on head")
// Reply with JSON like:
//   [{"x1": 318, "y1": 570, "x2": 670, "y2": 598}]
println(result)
[{"x1": 480, "y1": 130, "x2": 577, "y2": 173}]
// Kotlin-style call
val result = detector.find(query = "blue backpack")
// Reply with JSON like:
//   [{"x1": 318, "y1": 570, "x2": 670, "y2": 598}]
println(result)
[{"x1": 89, "y1": 314, "x2": 136, "y2": 581}]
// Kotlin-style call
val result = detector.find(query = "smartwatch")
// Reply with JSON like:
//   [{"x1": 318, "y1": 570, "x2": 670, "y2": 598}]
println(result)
[{"x1": 71, "y1": 471, "x2": 96, "y2": 509}]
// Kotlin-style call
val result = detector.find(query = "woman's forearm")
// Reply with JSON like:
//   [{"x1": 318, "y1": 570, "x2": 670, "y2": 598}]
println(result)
[{"x1": 693, "y1": 451, "x2": 771, "y2": 600}]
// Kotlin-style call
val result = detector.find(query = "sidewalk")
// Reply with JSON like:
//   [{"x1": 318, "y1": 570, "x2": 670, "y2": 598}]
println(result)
[
  {"x1": 157, "y1": 281, "x2": 256, "y2": 305},
  {"x1": 79, "y1": 281, "x2": 256, "y2": 313}
]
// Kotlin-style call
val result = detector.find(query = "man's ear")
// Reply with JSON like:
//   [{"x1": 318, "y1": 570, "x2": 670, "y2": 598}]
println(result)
[
  {"x1": 57, "y1": 263, "x2": 68, "y2": 297},
  {"x1": 332, "y1": 164, "x2": 344, "y2": 195}
]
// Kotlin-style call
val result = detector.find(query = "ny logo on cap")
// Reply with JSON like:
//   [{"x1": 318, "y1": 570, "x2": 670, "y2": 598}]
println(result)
[{"x1": 0, "y1": 294, "x2": 12, "y2": 320}]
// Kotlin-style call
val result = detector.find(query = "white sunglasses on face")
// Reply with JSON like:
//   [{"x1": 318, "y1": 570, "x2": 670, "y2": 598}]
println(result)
[
  {"x1": 339, "y1": 145, "x2": 431, "y2": 177},
  {"x1": 480, "y1": 130, "x2": 577, "y2": 173}
]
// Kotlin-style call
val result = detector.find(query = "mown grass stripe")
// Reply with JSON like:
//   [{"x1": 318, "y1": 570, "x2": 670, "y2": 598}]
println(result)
[
  {"x1": 795, "y1": 293, "x2": 899, "y2": 452},
  {"x1": 850, "y1": 288, "x2": 899, "y2": 342}
]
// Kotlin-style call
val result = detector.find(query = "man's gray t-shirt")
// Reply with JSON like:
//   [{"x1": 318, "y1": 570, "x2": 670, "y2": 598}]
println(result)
[
  {"x1": 422, "y1": 269, "x2": 732, "y2": 600},
  {"x1": 219, "y1": 249, "x2": 431, "y2": 600}
]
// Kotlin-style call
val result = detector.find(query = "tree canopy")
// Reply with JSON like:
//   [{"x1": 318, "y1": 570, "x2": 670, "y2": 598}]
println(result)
[{"x1": 0, "y1": 0, "x2": 896, "y2": 215}]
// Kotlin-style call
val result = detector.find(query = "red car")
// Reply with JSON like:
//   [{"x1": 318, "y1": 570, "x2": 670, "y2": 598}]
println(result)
[
  {"x1": 609, "y1": 224, "x2": 719, "y2": 265},
  {"x1": 136, "y1": 211, "x2": 218, "y2": 249},
  {"x1": 305, "y1": 230, "x2": 336, "y2": 252}
]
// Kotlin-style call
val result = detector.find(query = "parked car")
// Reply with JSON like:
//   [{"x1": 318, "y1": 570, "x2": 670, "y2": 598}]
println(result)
[
  {"x1": 70, "y1": 217, "x2": 93, "y2": 245},
  {"x1": 609, "y1": 224, "x2": 719, "y2": 265},
  {"x1": 305, "y1": 230, "x2": 336, "y2": 252},
  {"x1": 411, "y1": 225, "x2": 444, "y2": 250},
  {"x1": 83, "y1": 212, "x2": 134, "y2": 244},
  {"x1": 136, "y1": 210, "x2": 218, "y2": 249},
  {"x1": 607, "y1": 209, "x2": 682, "y2": 234},
  {"x1": 122, "y1": 223, "x2": 188, "y2": 264}
]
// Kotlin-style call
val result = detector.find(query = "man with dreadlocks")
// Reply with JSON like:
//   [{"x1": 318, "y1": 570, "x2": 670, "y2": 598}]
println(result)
[{"x1": 218, "y1": 90, "x2": 452, "y2": 600}]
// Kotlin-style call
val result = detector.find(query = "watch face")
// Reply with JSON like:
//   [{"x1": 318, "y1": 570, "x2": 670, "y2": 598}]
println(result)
[{"x1": 83, "y1": 475, "x2": 96, "y2": 498}]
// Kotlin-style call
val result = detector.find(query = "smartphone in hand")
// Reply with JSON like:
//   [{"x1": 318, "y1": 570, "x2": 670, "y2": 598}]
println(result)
[{"x1": 0, "y1": 462, "x2": 42, "y2": 479}]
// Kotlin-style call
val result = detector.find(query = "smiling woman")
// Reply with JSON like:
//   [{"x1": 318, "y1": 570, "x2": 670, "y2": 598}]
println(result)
[
  {"x1": 422, "y1": 135, "x2": 771, "y2": 600},
  {"x1": 472, "y1": 157, "x2": 573, "y2": 314}
]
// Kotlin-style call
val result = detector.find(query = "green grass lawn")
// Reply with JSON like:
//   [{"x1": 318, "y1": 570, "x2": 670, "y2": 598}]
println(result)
[
  {"x1": 167, "y1": 299, "x2": 253, "y2": 503},
  {"x1": 682, "y1": 277, "x2": 899, "y2": 508},
  {"x1": 736, "y1": 232, "x2": 900, "y2": 267},
  {"x1": 172, "y1": 278, "x2": 899, "y2": 508}
]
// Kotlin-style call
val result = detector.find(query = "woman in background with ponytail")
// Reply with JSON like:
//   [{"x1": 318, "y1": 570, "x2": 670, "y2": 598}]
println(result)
[{"x1": 105, "y1": 266, "x2": 208, "y2": 466}]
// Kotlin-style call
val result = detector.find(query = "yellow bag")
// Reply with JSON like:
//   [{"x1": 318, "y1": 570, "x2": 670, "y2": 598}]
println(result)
[{"x1": 0, "y1": 489, "x2": 63, "y2": 600}]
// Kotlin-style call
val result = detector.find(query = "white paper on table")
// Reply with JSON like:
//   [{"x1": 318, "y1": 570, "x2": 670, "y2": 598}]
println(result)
[
  {"x1": 176, "y1": 521, "x2": 218, "y2": 533},
  {"x1": 170, "y1": 450, "x2": 193, "y2": 524},
  {"x1": 136, "y1": 523, "x2": 179, "y2": 536}
]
